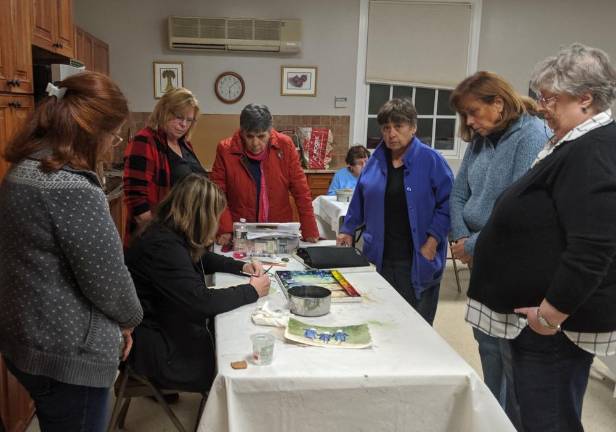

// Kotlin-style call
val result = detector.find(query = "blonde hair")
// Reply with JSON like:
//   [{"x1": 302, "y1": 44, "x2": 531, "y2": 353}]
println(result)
[
  {"x1": 451, "y1": 71, "x2": 537, "y2": 142},
  {"x1": 147, "y1": 87, "x2": 200, "y2": 139},
  {"x1": 153, "y1": 174, "x2": 226, "y2": 261}
]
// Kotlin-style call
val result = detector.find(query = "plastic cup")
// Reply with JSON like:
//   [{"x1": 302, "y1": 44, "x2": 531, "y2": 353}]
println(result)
[{"x1": 251, "y1": 333, "x2": 275, "y2": 365}]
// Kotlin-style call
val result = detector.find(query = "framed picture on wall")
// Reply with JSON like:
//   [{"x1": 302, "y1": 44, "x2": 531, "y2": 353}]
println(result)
[
  {"x1": 153, "y1": 61, "x2": 183, "y2": 98},
  {"x1": 281, "y1": 66, "x2": 317, "y2": 96}
]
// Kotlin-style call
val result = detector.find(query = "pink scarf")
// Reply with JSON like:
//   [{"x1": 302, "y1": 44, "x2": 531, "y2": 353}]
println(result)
[{"x1": 245, "y1": 147, "x2": 270, "y2": 222}]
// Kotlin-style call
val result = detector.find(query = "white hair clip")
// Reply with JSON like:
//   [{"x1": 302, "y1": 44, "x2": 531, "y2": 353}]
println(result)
[{"x1": 46, "y1": 82, "x2": 67, "y2": 100}]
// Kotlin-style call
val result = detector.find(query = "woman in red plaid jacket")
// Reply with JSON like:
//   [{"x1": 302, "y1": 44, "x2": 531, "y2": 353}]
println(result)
[{"x1": 123, "y1": 88, "x2": 206, "y2": 246}]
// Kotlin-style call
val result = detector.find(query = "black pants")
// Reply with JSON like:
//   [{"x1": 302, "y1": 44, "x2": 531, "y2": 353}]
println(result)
[{"x1": 379, "y1": 260, "x2": 440, "y2": 325}]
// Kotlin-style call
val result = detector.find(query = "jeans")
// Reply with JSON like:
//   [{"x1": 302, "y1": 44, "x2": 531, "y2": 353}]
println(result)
[
  {"x1": 5, "y1": 359, "x2": 110, "y2": 432},
  {"x1": 509, "y1": 327, "x2": 594, "y2": 432},
  {"x1": 473, "y1": 328, "x2": 523, "y2": 430},
  {"x1": 380, "y1": 260, "x2": 440, "y2": 325}
]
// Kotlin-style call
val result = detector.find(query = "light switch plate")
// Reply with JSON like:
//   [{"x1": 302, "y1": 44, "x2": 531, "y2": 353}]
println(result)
[{"x1": 335, "y1": 96, "x2": 348, "y2": 108}]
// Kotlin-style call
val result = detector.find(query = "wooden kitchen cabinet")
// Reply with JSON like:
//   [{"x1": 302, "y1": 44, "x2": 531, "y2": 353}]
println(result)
[
  {"x1": 32, "y1": 0, "x2": 74, "y2": 59},
  {"x1": 108, "y1": 194, "x2": 126, "y2": 239},
  {"x1": 290, "y1": 171, "x2": 335, "y2": 222},
  {"x1": 0, "y1": 0, "x2": 34, "y2": 94},
  {"x1": 74, "y1": 27, "x2": 92, "y2": 70},
  {"x1": 91, "y1": 37, "x2": 109, "y2": 75},
  {"x1": 306, "y1": 172, "x2": 334, "y2": 199},
  {"x1": 75, "y1": 26, "x2": 109, "y2": 75},
  {"x1": 0, "y1": 95, "x2": 34, "y2": 181}
]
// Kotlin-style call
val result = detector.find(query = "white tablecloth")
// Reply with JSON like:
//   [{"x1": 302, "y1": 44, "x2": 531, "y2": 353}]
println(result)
[
  {"x1": 312, "y1": 195, "x2": 349, "y2": 237},
  {"x1": 198, "y1": 250, "x2": 514, "y2": 432}
]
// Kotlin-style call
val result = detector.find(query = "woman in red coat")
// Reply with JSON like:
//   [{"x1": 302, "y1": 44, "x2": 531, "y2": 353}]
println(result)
[{"x1": 211, "y1": 104, "x2": 319, "y2": 245}]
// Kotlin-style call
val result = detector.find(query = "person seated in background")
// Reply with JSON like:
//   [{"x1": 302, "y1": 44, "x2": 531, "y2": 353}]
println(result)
[
  {"x1": 123, "y1": 87, "x2": 206, "y2": 246},
  {"x1": 211, "y1": 103, "x2": 319, "y2": 245},
  {"x1": 125, "y1": 174, "x2": 270, "y2": 393},
  {"x1": 337, "y1": 98, "x2": 453, "y2": 326},
  {"x1": 327, "y1": 145, "x2": 370, "y2": 195}
]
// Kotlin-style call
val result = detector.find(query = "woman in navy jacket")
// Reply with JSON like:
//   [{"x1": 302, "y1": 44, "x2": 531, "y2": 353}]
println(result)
[{"x1": 338, "y1": 99, "x2": 453, "y2": 324}]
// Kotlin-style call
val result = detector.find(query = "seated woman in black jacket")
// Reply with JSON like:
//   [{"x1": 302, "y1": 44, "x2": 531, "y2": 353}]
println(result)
[{"x1": 125, "y1": 173, "x2": 270, "y2": 392}]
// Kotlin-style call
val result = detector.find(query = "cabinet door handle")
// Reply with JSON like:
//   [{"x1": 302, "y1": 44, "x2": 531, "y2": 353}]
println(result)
[
  {"x1": 15, "y1": 101, "x2": 21, "y2": 108},
  {"x1": 14, "y1": 79, "x2": 21, "y2": 87},
  {"x1": 7, "y1": 79, "x2": 15, "y2": 86},
  {"x1": 8, "y1": 102, "x2": 15, "y2": 108}
]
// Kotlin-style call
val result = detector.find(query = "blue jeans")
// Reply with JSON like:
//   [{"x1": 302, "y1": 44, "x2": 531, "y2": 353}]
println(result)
[
  {"x1": 5, "y1": 359, "x2": 110, "y2": 432},
  {"x1": 509, "y1": 327, "x2": 594, "y2": 432},
  {"x1": 380, "y1": 260, "x2": 440, "y2": 325},
  {"x1": 473, "y1": 329, "x2": 523, "y2": 430}
]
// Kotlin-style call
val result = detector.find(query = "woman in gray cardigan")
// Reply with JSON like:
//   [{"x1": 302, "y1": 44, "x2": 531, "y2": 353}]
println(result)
[
  {"x1": 449, "y1": 71, "x2": 546, "y2": 428},
  {"x1": 0, "y1": 72, "x2": 143, "y2": 432}
]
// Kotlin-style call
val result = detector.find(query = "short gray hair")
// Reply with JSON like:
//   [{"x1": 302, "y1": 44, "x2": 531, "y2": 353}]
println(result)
[
  {"x1": 240, "y1": 104, "x2": 272, "y2": 133},
  {"x1": 530, "y1": 43, "x2": 616, "y2": 111}
]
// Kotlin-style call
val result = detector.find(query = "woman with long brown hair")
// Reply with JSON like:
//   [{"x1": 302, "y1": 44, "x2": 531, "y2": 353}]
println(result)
[
  {"x1": 0, "y1": 72, "x2": 143, "y2": 432},
  {"x1": 449, "y1": 71, "x2": 545, "y2": 428},
  {"x1": 125, "y1": 174, "x2": 269, "y2": 393}
]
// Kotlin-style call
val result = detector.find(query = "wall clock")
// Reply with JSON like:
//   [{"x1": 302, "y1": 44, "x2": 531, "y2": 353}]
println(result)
[{"x1": 214, "y1": 71, "x2": 245, "y2": 104}]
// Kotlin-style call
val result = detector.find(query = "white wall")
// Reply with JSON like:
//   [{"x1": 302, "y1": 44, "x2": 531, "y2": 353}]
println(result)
[
  {"x1": 74, "y1": 0, "x2": 360, "y2": 118},
  {"x1": 478, "y1": 0, "x2": 616, "y2": 94}
]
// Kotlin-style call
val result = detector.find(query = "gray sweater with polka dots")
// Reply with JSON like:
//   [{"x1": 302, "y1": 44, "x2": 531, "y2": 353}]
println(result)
[{"x1": 0, "y1": 159, "x2": 143, "y2": 388}]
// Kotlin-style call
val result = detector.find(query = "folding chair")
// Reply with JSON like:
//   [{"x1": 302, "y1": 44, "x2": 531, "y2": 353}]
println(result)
[
  {"x1": 448, "y1": 241, "x2": 471, "y2": 293},
  {"x1": 107, "y1": 363, "x2": 207, "y2": 432}
]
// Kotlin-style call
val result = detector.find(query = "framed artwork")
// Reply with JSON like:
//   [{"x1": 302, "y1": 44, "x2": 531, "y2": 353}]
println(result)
[
  {"x1": 153, "y1": 61, "x2": 183, "y2": 98},
  {"x1": 281, "y1": 66, "x2": 317, "y2": 96}
]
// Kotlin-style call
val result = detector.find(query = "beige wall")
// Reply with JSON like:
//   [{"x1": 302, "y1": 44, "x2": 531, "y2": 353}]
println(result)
[
  {"x1": 74, "y1": 0, "x2": 360, "y2": 118},
  {"x1": 76, "y1": 0, "x2": 616, "y2": 172},
  {"x1": 478, "y1": 0, "x2": 616, "y2": 94}
]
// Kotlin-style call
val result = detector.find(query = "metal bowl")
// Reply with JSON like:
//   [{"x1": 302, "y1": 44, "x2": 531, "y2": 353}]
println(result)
[{"x1": 287, "y1": 285, "x2": 331, "y2": 317}]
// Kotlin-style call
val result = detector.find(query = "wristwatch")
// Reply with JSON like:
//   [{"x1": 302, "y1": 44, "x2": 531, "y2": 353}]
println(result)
[{"x1": 537, "y1": 309, "x2": 561, "y2": 331}]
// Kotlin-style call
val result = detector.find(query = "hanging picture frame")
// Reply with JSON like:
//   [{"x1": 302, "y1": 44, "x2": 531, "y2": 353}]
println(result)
[
  {"x1": 281, "y1": 66, "x2": 317, "y2": 96},
  {"x1": 153, "y1": 61, "x2": 184, "y2": 98}
]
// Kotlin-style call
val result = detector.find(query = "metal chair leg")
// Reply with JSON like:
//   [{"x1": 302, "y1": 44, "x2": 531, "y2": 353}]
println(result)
[
  {"x1": 107, "y1": 368, "x2": 129, "y2": 432},
  {"x1": 137, "y1": 376, "x2": 187, "y2": 432},
  {"x1": 117, "y1": 398, "x2": 131, "y2": 429},
  {"x1": 449, "y1": 242, "x2": 462, "y2": 293},
  {"x1": 193, "y1": 393, "x2": 208, "y2": 432}
]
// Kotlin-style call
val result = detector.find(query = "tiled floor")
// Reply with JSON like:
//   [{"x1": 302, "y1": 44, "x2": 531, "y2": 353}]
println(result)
[{"x1": 26, "y1": 263, "x2": 616, "y2": 431}]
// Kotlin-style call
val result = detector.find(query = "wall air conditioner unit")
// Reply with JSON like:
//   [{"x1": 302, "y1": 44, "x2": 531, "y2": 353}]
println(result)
[{"x1": 168, "y1": 16, "x2": 301, "y2": 53}]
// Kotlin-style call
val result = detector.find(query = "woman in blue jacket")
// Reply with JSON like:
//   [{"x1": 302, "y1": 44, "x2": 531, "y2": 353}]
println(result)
[{"x1": 337, "y1": 99, "x2": 453, "y2": 325}]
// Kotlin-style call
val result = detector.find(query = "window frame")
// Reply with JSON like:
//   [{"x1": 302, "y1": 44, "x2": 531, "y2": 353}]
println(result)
[{"x1": 352, "y1": 0, "x2": 483, "y2": 160}]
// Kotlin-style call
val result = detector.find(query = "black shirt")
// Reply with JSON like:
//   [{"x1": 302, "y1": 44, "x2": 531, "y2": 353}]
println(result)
[
  {"x1": 168, "y1": 142, "x2": 207, "y2": 185},
  {"x1": 382, "y1": 149, "x2": 414, "y2": 262},
  {"x1": 469, "y1": 123, "x2": 616, "y2": 332},
  {"x1": 486, "y1": 128, "x2": 506, "y2": 148}
]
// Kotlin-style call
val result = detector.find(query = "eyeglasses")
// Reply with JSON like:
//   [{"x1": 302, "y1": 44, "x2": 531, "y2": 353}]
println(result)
[
  {"x1": 111, "y1": 133, "x2": 123, "y2": 148},
  {"x1": 173, "y1": 114, "x2": 195, "y2": 124},
  {"x1": 536, "y1": 94, "x2": 558, "y2": 107}
]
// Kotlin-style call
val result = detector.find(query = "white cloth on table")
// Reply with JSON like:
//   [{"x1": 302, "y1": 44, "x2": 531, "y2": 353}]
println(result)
[
  {"x1": 312, "y1": 195, "x2": 349, "y2": 236},
  {"x1": 251, "y1": 298, "x2": 289, "y2": 328},
  {"x1": 200, "y1": 266, "x2": 515, "y2": 432}
]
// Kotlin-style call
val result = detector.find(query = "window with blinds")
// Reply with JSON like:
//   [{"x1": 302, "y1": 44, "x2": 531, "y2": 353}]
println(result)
[{"x1": 366, "y1": 1, "x2": 472, "y2": 87}]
